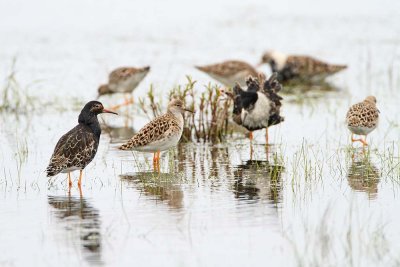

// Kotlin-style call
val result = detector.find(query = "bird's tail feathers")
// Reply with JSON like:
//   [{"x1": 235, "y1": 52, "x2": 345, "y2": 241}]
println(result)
[
  {"x1": 263, "y1": 72, "x2": 282, "y2": 93},
  {"x1": 119, "y1": 140, "x2": 134, "y2": 150},
  {"x1": 328, "y1": 64, "x2": 347, "y2": 73}
]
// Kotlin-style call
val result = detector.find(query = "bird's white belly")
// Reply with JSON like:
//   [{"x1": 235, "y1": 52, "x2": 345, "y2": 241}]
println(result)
[
  {"x1": 209, "y1": 71, "x2": 250, "y2": 88},
  {"x1": 61, "y1": 166, "x2": 81, "y2": 173},
  {"x1": 134, "y1": 133, "x2": 182, "y2": 153},
  {"x1": 110, "y1": 74, "x2": 145, "y2": 93},
  {"x1": 241, "y1": 92, "x2": 272, "y2": 129},
  {"x1": 348, "y1": 125, "x2": 376, "y2": 135}
]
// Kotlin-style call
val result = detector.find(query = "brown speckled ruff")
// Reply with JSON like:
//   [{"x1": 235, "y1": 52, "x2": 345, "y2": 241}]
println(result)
[
  {"x1": 346, "y1": 96, "x2": 379, "y2": 135},
  {"x1": 119, "y1": 112, "x2": 182, "y2": 150},
  {"x1": 119, "y1": 99, "x2": 186, "y2": 152},
  {"x1": 261, "y1": 51, "x2": 347, "y2": 83},
  {"x1": 98, "y1": 66, "x2": 150, "y2": 96},
  {"x1": 196, "y1": 60, "x2": 259, "y2": 87}
]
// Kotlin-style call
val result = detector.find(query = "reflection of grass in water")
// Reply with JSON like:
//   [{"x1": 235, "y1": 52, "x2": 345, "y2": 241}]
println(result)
[
  {"x1": 138, "y1": 76, "x2": 232, "y2": 143},
  {"x1": 286, "y1": 140, "x2": 400, "y2": 201},
  {"x1": 344, "y1": 142, "x2": 400, "y2": 186},
  {"x1": 14, "y1": 134, "x2": 29, "y2": 189},
  {"x1": 283, "y1": 80, "x2": 342, "y2": 104},
  {"x1": 376, "y1": 141, "x2": 400, "y2": 183},
  {"x1": 285, "y1": 203, "x2": 399, "y2": 267},
  {"x1": 120, "y1": 171, "x2": 184, "y2": 209}
]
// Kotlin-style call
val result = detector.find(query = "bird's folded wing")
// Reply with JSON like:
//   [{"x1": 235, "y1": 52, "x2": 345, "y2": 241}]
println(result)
[
  {"x1": 119, "y1": 114, "x2": 174, "y2": 149},
  {"x1": 47, "y1": 125, "x2": 97, "y2": 173}
]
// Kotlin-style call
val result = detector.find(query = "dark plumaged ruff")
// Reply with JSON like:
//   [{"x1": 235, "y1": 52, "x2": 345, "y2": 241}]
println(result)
[
  {"x1": 46, "y1": 101, "x2": 105, "y2": 177},
  {"x1": 232, "y1": 74, "x2": 284, "y2": 131}
]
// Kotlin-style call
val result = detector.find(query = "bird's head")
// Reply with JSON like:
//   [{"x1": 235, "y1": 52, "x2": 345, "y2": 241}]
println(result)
[
  {"x1": 258, "y1": 50, "x2": 287, "y2": 71},
  {"x1": 79, "y1": 101, "x2": 118, "y2": 123},
  {"x1": 365, "y1": 96, "x2": 377, "y2": 104},
  {"x1": 167, "y1": 98, "x2": 194, "y2": 115},
  {"x1": 97, "y1": 84, "x2": 111, "y2": 98},
  {"x1": 141, "y1": 66, "x2": 151, "y2": 73}
]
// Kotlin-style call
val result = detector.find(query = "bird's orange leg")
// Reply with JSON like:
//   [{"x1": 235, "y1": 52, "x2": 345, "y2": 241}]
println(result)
[
  {"x1": 361, "y1": 135, "x2": 368, "y2": 146},
  {"x1": 249, "y1": 131, "x2": 253, "y2": 142},
  {"x1": 153, "y1": 151, "x2": 160, "y2": 172},
  {"x1": 351, "y1": 134, "x2": 362, "y2": 143},
  {"x1": 110, "y1": 94, "x2": 134, "y2": 111},
  {"x1": 351, "y1": 134, "x2": 368, "y2": 146},
  {"x1": 78, "y1": 170, "x2": 83, "y2": 188},
  {"x1": 126, "y1": 94, "x2": 134, "y2": 105},
  {"x1": 265, "y1": 128, "x2": 269, "y2": 146}
]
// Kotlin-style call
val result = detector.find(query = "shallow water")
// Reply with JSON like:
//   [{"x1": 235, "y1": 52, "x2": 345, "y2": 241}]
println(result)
[{"x1": 1, "y1": 0, "x2": 400, "y2": 266}]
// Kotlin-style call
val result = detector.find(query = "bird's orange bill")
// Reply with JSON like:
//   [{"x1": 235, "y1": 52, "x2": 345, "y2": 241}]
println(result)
[{"x1": 102, "y1": 109, "x2": 118, "y2": 115}]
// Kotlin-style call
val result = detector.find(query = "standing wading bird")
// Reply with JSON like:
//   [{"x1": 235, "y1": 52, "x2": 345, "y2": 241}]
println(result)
[
  {"x1": 46, "y1": 101, "x2": 118, "y2": 188},
  {"x1": 119, "y1": 99, "x2": 193, "y2": 170},
  {"x1": 97, "y1": 66, "x2": 150, "y2": 109},
  {"x1": 195, "y1": 60, "x2": 260, "y2": 88},
  {"x1": 259, "y1": 50, "x2": 347, "y2": 84},
  {"x1": 221, "y1": 73, "x2": 284, "y2": 145},
  {"x1": 346, "y1": 96, "x2": 379, "y2": 146}
]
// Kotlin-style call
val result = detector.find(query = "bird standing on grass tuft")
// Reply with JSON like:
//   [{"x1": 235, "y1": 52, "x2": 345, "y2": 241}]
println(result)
[
  {"x1": 346, "y1": 96, "x2": 379, "y2": 146},
  {"x1": 259, "y1": 50, "x2": 347, "y2": 83},
  {"x1": 46, "y1": 101, "x2": 118, "y2": 188},
  {"x1": 222, "y1": 73, "x2": 284, "y2": 145},
  {"x1": 119, "y1": 99, "x2": 193, "y2": 170}
]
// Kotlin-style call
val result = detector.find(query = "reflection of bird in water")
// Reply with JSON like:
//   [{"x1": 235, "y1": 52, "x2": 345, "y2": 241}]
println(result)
[
  {"x1": 347, "y1": 157, "x2": 380, "y2": 199},
  {"x1": 48, "y1": 194, "x2": 102, "y2": 263},
  {"x1": 233, "y1": 160, "x2": 284, "y2": 204},
  {"x1": 209, "y1": 146, "x2": 230, "y2": 178},
  {"x1": 120, "y1": 172, "x2": 184, "y2": 210},
  {"x1": 282, "y1": 80, "x2": 341, "y2": 96},
  {"x1": 101, "y1": 123, "x2": 136, "y2": 144}
]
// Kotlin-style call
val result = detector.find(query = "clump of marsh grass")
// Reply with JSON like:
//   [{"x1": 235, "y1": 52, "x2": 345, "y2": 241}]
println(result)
[
  {"x1": 138, "y1": 76, "x2": 232, "y2": 143},
  {"x1": 376, "y1": 141, "x2": 400, "y2": 182},
  {"x1": 138, "y1": 84, "x2": 163, "y2": 119},
  {"x1": 290, "y1": 139, "x2": 324, "y2": 186},
  {"x1": 0, "y1": 58, "x2": 36, "y2": 113}
]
